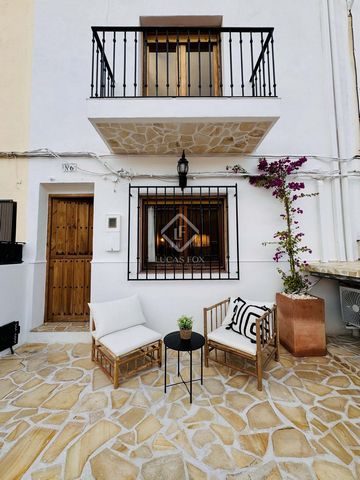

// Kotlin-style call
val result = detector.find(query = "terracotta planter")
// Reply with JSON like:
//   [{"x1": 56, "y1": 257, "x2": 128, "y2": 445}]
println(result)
[
  {"x1": 179, "y1": 329, "x2": 192, "y2": 340},
  {"x1": 276, "y1": 292, "x2": 326, "y2": 356}
]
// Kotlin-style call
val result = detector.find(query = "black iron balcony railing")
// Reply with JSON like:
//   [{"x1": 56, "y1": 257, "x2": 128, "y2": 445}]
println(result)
[{"x1": 90, "y1": 26, "x2": 277, "y2": 98}]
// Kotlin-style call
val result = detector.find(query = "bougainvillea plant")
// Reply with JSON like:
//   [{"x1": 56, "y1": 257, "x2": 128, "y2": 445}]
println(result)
[{"x1": 249, "y1": 157, "x2": 317, "y2": 294}]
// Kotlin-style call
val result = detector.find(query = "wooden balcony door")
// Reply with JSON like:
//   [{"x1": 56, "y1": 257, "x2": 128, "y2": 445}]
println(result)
[
  {"x1": 45, "y1": 196, "x2": 93, "y2": 322},
  {"x1": 144, "y1": 32, "x2": 221, "y2": 97}
]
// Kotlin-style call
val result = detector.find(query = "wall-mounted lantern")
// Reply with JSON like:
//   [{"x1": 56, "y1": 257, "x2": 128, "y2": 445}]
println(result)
[
  {"x1": 177, "y1": 150, "x2": 189, "y2": 190},
  {"x1": 357, "y1": 239, "x2": 360, "y2": 260}
]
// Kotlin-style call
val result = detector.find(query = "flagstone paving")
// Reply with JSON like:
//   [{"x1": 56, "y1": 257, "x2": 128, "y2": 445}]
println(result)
[
  {"x1": 31, "y1": 322, "x2": 90, "y2": 333},
  {"x1": 0, "y1": 335, "x2": 358, "y2": 479}
]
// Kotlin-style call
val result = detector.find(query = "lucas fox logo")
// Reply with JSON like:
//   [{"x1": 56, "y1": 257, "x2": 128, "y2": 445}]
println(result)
[
  {"x1": 159, "y1": 255, "x2": 205, "y2": 264},
  {"x1": 161, "y1": 213, "x2": 199, "y2": 253},
  {"x1": 160, "y1": 213, "x2": 205, "y2": 263}
]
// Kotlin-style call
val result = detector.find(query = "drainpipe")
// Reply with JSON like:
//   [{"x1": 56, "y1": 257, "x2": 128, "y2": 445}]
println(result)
[
  {"x1": 326, "y1": 0, "x2": 356, "y2": 261},
  {"x1": 317, "y1": 179, "x2": 330, "y2": 262}
]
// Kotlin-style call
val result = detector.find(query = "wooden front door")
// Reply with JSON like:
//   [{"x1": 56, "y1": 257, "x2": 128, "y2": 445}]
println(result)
[{"x1": 45, "y1": 196, "x2": 93, "y2": 322}]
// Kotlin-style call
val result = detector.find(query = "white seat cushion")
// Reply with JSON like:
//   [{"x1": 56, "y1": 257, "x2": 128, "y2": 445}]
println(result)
[
  {"x1": 89, "y1": 295, "x2": 146, "y2": 339},
  {"x1": 95, "y1": 325, "x2": 162, "y2": 357},
  {"x1": 207, "y1": 325, "x2": 257, "y2": 356}
]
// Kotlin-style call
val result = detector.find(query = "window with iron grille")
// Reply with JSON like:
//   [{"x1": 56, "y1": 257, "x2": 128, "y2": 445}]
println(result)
[
  {"x1": 128, "y1": 185, "x2": 239, "y2": 280},
  {"x1": 0, "y1": 200, "x2": 23, "y2": 265},
  {"x1": 0, "y1": 200, "x2": 16, "y2": 242}
]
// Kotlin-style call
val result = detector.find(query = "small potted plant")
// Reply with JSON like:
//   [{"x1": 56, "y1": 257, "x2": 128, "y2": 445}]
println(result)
[
  {"x1": 178, "y1": 315, "x2": 193, "y2": 340},
  {"x1": 249, "y1": 156, "x2": 326, "y2": 356}
]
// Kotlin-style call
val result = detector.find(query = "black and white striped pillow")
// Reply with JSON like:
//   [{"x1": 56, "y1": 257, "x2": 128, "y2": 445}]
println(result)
[{"x1": 225, "y1": 297, "x2": 270, "y2": 343}]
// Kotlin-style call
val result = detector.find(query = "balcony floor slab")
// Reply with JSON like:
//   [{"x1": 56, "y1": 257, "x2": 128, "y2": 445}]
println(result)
[{"x1": 87, "y1": 97, "x2": 281, "y2": 155}]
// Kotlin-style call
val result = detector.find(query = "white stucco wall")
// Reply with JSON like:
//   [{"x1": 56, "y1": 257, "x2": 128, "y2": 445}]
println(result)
[
  {"x1": 0, "y1": 265, "x2": 27, "y2": 353},
  {"x1": 25, "y1": 154, "x2": 348, "y2": 336},
  {"x1": 349, "y1": 0, "x2": 360, "y2": 249},
  {"x1": 29, "y1": 0, "x2": 344, "y2": 155},
  {"x1": 21, "y1": 0, "x2": 360, "y2": 336},
  {"x1": 350, "y1": 0, "x2": 360, "y2": 118}
]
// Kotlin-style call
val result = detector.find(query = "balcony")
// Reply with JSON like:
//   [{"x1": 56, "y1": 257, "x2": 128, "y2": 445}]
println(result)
[{"x1": 87, "y1": 26, "x2": 281, "y2": 155}]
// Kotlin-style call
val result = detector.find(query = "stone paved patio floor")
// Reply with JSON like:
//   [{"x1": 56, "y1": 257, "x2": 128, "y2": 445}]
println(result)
[
  {"x1": 31, "y1": 323, "x2": 90, "y2": 333},
  {"x1": 0, "y1": 336, "x2": 359, "y2": 479}
]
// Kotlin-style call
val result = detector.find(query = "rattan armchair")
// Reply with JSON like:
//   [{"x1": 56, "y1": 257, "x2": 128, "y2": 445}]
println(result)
[
  {"x1": 91, "y1": 322, "x2": 162, "y2": 388},
  {"x1": 203, "y1": 298, "x2": 279, "y2": 391},
  {"x1": 89, "y1": 296, "x2": 162, "y2": 388}
]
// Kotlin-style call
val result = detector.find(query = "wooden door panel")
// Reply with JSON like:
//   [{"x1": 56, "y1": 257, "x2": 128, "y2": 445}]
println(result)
[
  {"x1": 66, "y1": 200, "x2": 77, "y2": 255},
  {"x1": 77, "y1": 201, "x2": 92, "y2": 255},
  {"x1": 51, "y1": 201, "x2": 66, "y2": 255},
  {"x1": 49, "y1": 259, "x2": 63, "y2": 318},
  {"x1": 46, "y1": 197, "x2": 93, "y2": 322},
  {"x1": 77, "y1": 201, "x2": 88, "y2": 254},
  {"x1": 62, "y1": 260, "x2": 74, "y2": 316},
  {"x1": 73, "y1": 259, "x2": 84, "y2": 316},
  {"x1": 47, "y1": 259, "x2": 91, "y2": 321}
]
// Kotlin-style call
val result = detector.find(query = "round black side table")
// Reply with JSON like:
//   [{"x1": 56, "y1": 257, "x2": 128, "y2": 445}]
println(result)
[{"x1": 164, "y1": 331, "x2": 205, "y2": 404}]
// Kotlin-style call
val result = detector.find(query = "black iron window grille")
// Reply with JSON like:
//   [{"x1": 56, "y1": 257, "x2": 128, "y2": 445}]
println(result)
[
  {"x1": 91, "y1": 26, "x2": 277, "y2": 98},
  {"x1": 127, "y1": 185, "x2": 240, "y2": 281},
  {"x1": 0, "y1": 200, "x2": 24, "y2": 265}
]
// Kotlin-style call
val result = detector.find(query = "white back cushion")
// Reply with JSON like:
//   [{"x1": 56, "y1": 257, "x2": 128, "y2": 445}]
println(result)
[
  {"x1": 223, "y1": 297, "x2": 274, "y2": 326},
  {"x1": 89, "y1": 295, "x2": 146, "y2": 339}
]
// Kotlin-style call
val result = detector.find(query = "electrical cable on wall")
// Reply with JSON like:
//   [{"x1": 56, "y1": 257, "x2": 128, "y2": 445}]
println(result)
[
  {"x1": 0, "y1": 149, "x2": 360, "y2": 184},
  {"x1": 0, "y1": 148, "x2": 359, "y2": 163}
]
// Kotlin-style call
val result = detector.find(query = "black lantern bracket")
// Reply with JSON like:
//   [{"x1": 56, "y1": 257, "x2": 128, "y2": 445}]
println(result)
[{"x1": 177, "y1": 150, "x2": 189, "y2": 190}]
